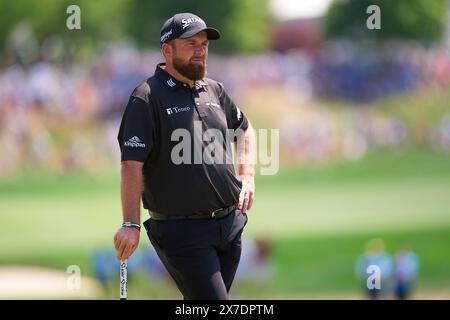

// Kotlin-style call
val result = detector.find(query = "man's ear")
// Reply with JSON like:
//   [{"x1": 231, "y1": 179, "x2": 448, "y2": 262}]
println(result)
[{"x1": 161, "y1": 43, "x2": 172, "y2": 59}]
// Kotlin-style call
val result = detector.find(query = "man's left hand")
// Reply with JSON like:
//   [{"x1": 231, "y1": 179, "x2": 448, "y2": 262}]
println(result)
[{"x1": 238, "y1": 175, "x2": 255, "y2": 213}]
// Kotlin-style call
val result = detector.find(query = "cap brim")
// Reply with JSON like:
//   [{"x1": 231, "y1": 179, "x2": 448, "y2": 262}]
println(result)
[{"x1": 179, "y1": 27, "x2": 221, "y2": 40}]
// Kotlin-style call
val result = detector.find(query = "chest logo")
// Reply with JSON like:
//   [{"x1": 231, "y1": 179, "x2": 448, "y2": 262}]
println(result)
[{"x1": 166, "y1": 106, "x2": 191, "y2": 115}]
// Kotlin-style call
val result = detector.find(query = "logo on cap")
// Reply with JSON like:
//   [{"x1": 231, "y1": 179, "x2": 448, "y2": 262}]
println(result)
[
  {"x1": 160, "y1": 13, "x2": 221, "y2": 44},
  {"x1": 181, "y1": 17, "x2": 205, "y2": 29},
  {"x1": 161, "y1": 29, "x2": 173, "y2": 42}
]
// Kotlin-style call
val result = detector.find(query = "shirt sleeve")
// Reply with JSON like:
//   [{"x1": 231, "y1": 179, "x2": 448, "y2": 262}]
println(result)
[
  {"x1": 218, "y1": 82, "x2": 249, "y2": 132},
  {"x1": 117, "y1": 96, "x2": 155, "y2": 162}
]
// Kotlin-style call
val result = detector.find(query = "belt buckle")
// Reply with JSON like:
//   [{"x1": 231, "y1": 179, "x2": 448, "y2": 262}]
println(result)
[{"x1": 211, "y1": 207, "x2": 223, "y2": 218}]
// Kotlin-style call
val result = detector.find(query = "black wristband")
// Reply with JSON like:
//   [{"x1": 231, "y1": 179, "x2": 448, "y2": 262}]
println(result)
[{"x1": 122, "y1": 221, "x2": 141, "y2": 231}]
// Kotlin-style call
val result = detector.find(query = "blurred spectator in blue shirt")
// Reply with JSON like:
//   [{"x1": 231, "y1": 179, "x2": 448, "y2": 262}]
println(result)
[
  {"x1": 393, "y1": 245, "x2": 420, "y2": 300},
  {"x1": 355, "y1": 238, "x2": 393, "y2": 299}
]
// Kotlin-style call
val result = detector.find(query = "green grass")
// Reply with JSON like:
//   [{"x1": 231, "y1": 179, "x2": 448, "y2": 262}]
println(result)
[
  {"x1": 272, "y1": 227, "x2": 450, "y2": 294},
  {"x1": 0, "y1": 146, "x2": 450, "y2": 298},
  {"x1": 249, "y1": 146, "x2": 450, "y2": 237}
]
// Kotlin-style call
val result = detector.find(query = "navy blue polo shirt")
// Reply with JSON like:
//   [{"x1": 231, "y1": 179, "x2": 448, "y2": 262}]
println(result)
[{"x1": 118, "y1": 63, "x2": 249, "y2": 216}]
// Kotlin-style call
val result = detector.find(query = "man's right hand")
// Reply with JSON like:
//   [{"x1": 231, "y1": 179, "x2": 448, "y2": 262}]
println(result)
[{"x1": 114, "y1": 227, "x2": 140, "y2": 261}]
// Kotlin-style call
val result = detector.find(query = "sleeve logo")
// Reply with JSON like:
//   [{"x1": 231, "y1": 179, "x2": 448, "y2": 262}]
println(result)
[{"x1": 124, "y1": 136, "x2": 146, "y2": 148}]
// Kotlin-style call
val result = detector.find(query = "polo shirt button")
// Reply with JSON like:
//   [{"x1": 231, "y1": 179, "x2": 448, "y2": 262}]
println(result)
[{"x1": 196, "y1": 102, "x2": 199, "y2": 105}]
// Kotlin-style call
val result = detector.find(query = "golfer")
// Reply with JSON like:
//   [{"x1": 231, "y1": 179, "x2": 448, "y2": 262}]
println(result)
[{"x1": 114, "y1": 12, "x2": 256, "y2": 300}]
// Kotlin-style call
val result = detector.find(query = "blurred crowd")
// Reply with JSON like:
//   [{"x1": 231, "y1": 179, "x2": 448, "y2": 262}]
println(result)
[
  {"x1": 355, "y1": 238, "x2": 420, "y2": 300},
  {"x1": 91, "y1": 236, "x2": 274, "y2": 298},
  {"x1": 1, "y1": 39, "x2": 450, "y2": 175},
  {"x1": 312, "y1": 42, "x2": 450, "y2": 101},
  {"x1": 0, "y1": 44, "x2": 160, "y2": 175}
]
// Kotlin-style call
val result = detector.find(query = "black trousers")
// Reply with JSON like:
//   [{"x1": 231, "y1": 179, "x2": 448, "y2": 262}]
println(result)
[{"x1": 143, "y1": 209, "x2": 248, "y2": 300}]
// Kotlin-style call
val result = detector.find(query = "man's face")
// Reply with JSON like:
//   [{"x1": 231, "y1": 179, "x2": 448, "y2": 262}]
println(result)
[{"x1": 169, "y1": 31, "x2": 209, "y2": 81}]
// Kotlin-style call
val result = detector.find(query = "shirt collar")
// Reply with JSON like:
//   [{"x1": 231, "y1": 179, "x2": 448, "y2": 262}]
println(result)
[
  {"x1": 195, "y1": 79, "x2": 208, "y2": 90},
  {"x1": 155, "y1": 63, "x2": 208, "y2": 91}
]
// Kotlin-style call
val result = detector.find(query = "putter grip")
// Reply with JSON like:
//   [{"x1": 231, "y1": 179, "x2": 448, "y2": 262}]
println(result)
[{"x1": 120, "y1": 259, "x2": 127, "y2": 300}]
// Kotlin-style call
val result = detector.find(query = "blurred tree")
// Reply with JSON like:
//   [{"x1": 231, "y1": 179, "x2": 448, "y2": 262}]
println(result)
[
  {"x1": 0, "y1": 0, "x2": 270, "y2": 56},
  {"x1": 325, "y1": 0, "x2": 447, "y2": 43},
  {"x1": 0, "y1": 0, "x2": 132, "y2": 65},
  {"x1": 126, "y1": 0, "x2": 271, "y2": 53},
  {"x1": 0, "y1": 0, "x2": 129, "y2": 51},
  {"x1": 0, "y1": 1, "x2": 62, "y2": 49}
]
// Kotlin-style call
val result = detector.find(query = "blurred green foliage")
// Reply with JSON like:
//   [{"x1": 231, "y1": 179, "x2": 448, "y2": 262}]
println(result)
[
  {"x1": 127, "y1": 0, "x2": 270, "y2": 53},
  {"x1": 0, "y1": 1, "x2": 127, "y2": 45},
  {"x1": 325, "y1": 0, "x2": 448, "y2": 43},
  {"x1": 0, "y1": 0, "x2": 270, "y2": 54}
]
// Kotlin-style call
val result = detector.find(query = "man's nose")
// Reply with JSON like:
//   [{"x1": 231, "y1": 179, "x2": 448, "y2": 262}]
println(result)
[{"x1": 194, "y1": 45, "x2": 207, "y2": 56}]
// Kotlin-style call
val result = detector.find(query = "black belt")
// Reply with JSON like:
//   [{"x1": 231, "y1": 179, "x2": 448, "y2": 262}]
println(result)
[{"x1": 149, "y1": 204, "x2": 236, "y2": 221}]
